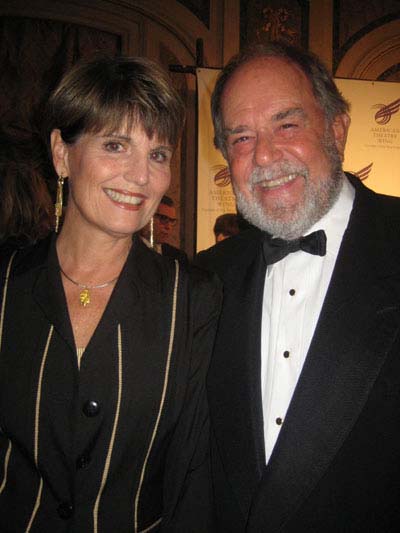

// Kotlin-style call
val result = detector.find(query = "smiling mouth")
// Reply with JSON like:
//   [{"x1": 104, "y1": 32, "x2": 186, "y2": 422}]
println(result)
[
  {"x1": 104, "y1": 188, "x2": 145, "y2": 205},
  {"x1": 257, "y1": 174, "x2": 298, "y2": 189}
]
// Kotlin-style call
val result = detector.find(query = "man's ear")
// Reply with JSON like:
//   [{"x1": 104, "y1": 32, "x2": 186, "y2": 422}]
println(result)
[
  {"x1": 50, "y1": 129, "x2": 69, "y2": 176},
  {"x1": 331, "y1": 113, "x2": 351, "y2": 160}
]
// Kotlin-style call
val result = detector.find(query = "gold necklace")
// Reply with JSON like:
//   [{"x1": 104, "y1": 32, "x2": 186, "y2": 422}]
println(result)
[{"x1": 60, "y1": 267, "x2": 119, "y2": 307}]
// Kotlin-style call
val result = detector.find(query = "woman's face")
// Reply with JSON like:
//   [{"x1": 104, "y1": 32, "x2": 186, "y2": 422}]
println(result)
[{"x1": 51, "y1": 123, "x2": 173, "y2": 239}]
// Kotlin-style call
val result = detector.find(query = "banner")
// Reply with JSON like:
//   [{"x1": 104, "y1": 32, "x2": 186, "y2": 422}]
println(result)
[
  {"x1": 196, "y1": 70, "x2": 400, "y2": 252},
  {"x1": 196, "y1": 68, "x2": 236, "y2": 252},
  {"x1": 336, "y1": 78, "x2": 400, "y2": 197}
]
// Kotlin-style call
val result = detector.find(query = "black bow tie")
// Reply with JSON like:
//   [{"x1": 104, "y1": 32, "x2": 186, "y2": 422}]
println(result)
[{"x1": 262, "y1": 229, "x2": 327, "y2": 265}]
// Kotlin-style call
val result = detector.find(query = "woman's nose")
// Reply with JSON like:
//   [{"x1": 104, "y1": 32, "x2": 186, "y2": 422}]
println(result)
[{"x1": 123, "y1": 156, "x2": 149, "y2": 185}]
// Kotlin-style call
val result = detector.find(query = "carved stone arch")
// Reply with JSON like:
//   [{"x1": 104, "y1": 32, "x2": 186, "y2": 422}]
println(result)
[{"x1": 335, "y1": 19, "x2": 400, "y2": 80}]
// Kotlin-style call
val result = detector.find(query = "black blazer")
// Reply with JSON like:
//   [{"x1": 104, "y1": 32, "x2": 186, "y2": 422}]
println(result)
[
  {"x1": 197, "y1": 174, "x2": 400, "y2": 532},
  {"x1": 0, "y1": 235, "x2": 221, "y2": 532}
]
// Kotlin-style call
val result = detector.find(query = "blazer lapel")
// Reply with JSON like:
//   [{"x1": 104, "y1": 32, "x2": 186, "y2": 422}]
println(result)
[
  {"x1": 208, "y1": 230, "x2": 267, "y2": 517},
  {"x1": 28, "y1": 236, "x2": 76, "y2": 352},
  {"x1": 247, "y1": 178, "x2": 400, "y2": 531}
]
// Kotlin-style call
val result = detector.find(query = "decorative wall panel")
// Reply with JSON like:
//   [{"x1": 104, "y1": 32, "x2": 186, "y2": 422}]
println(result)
[{"x1": 240, "y1": 0, "x2": 309, "y2": 49}]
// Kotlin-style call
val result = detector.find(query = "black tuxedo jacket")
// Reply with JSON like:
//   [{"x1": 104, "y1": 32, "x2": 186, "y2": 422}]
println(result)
[{"x1": 197, "y1": 174, "x2": 400, "y2": 532}]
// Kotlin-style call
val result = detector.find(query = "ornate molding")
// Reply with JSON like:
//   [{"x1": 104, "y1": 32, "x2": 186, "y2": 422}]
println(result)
[{"x1": 335, "y1": 19, "x2": 400, "y2": 79}]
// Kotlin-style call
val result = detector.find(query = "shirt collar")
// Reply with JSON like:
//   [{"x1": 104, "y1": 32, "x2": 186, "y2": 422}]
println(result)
[{"x1": 306, "y1": 174, "x2": 355, "y2": 258}]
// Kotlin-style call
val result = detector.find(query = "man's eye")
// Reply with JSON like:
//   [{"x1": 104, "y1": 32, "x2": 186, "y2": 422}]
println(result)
[
  {"x1": 104, "y1": 141, "x2": 123, "y2": 152},
  {"x1": 281, "y1": 122, "x2": 298, "y2": 130},
  {"x1": 232, "y1": 136, "x2": 249, "y2": 144}
]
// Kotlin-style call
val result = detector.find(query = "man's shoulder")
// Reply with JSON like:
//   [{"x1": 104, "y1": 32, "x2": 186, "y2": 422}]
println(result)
[
  {"x1": 371, "y1": 192, "x2": 400, "y2": 246},
  {"x1": 346, "y1": 175, "x2": 400, "y2": 266},
  {"x1": 196, "y1": 226, "x2": 263, "y2": 275},
  {"x1": 371, "y1": 188, "x2": 400, "y2": 214},
  {"x1": 351, "y1": 173, "x2": 400, "y2": 231},
  {"x1": 349, "y1": 172, "x2": 400, "y2": 209}
]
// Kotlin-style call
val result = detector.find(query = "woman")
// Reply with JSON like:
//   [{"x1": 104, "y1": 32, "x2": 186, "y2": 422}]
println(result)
[{"x1": 0, "y1": 56, "x2": 220, "y2": 532}]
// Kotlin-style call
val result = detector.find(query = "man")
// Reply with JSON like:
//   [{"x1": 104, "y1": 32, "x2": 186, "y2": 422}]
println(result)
[
  {"x1": 141, "y1": 195, "x2": 188, "y2": 264},
  {"x1": 213, "y1": 213, "x2": 240, "y2": 243},
  {"x1": 197, "y1": 42, "x2": 400, "y2": 532}
]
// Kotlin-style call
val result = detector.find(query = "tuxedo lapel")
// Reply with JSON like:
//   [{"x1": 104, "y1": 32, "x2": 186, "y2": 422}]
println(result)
[
  {"x1": 207, "y1": 230, "x2": 267, "y2": 517},
  {"x1": 247, "y1": 178, "x2": 400, "y2": 531}
]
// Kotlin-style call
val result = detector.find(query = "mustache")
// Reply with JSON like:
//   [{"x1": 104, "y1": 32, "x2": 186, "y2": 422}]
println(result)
[{"x1": 249, "y1": 161, "x2": 309, "y2": 187}]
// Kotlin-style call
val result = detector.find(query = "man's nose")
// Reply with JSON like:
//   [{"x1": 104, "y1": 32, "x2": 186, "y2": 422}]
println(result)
[{"x1": 254, "y1": 134, "x2": 283, "y2": 167}]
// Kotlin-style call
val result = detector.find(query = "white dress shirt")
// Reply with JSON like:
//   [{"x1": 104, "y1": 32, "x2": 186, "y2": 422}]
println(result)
[{"x1": 261, "y1": 176, "x2": 355, "y2": 463}]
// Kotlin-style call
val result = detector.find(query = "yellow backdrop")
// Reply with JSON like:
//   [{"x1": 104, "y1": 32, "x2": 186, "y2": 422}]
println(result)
[{"x1": 335, "y1": 78, "x2": 400, "y2": 197}]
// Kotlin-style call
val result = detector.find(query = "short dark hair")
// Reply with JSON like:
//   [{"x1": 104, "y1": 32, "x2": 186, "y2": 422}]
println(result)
[
  {"x1": 213, "y1": 213, "x2": 240, "y2": 237},
  {"x1": 159, "y1": 195, "x2": 174, "y2": 207},
  {"x1": 45, "y1": 55, "x2": 185, "y2": 150},
  {"x1": 211, "y1": 42, "x2": 350, "y2": 157}
]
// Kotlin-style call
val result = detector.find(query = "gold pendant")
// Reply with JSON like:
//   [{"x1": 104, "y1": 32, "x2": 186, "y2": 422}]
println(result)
[{"x1": 80, "y1": 289, "x2": 90, "y2": 307}]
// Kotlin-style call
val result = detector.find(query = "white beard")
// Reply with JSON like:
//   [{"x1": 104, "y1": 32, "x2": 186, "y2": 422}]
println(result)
[{"x1": 233, "y1": 135, "x2": 344, "y2": 240}]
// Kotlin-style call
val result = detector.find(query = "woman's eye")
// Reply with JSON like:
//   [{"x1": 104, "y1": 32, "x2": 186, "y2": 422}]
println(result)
[
  {"x1": 104, "y1": 141, "x2": 123, "y2": 152},
  {"x1": 151, "y1": 150, "x2": 170, "y2": 163}
]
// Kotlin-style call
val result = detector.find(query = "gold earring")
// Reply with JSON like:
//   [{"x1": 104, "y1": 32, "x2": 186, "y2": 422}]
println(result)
[
  {"x1": 54, "y1": 175, "x2": 65, "y2": 233},
  {"x1": 149, "y1": 216, "x2": 154, "y2": 248}
]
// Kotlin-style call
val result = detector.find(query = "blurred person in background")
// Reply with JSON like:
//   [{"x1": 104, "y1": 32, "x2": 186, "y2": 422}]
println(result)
[
  {"x1": 141, "y1": 195, "x2": 188, "y2": 264},
  {"x1": 213, "y1": 212, "x2": 240, "y2": 243}
]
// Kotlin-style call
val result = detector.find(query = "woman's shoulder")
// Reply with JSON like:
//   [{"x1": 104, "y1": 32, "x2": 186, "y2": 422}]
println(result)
[
  {"x1": 0, "y1": 236, "x2": 51, "y2": 282},
  {"x1": 157, "y1": 247, "x2": 222, "y2": 296},
  {"x1": 132, "y1": 237, "x2": 222, "y2": 311}
]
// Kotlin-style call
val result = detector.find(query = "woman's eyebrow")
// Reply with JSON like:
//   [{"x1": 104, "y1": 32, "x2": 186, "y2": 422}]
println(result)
[{"x1": 100, "y1": 133, "x2": 132, "y2": 141}]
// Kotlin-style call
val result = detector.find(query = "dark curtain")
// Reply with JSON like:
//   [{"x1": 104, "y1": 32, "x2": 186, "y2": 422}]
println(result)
[{"x1": 0, "y1": 16, "x2": 121, "y2": 248}]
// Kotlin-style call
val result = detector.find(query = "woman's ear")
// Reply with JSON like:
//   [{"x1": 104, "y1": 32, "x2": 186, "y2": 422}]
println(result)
[{"x1": 50, "y1": 129, "x2": 69, "y2": 177}]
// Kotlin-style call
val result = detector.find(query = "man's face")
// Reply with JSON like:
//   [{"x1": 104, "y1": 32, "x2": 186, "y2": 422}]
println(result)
[
  {"x1": 220, "y1": 56, "x2": 350, "y2": 239},
  {"x1": 153, "y1": 203, "x2": 177, "y2": 244}
]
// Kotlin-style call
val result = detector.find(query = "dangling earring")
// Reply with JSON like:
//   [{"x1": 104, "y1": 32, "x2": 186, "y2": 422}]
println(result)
[
  {"x1": 54, "y1": 175, "x2": 65, "y2": 233},
  {"x1": 149, "y1": 216, "x2": 154, "y2": 248}
]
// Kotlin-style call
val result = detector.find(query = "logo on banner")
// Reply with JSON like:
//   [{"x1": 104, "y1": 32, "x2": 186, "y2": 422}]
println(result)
[
  {"x1": 369, "y1": 97, "x2": 400, "y2": 147},
  {"x1": 209, "y1": 165, "x2": 236, "y2": 212},
  {"x1": 353, "y1": 162, "x2": 373, "y2": 181},
  {"x1": 213, "y1": 165, "x2": 231, "y2": 187},
  {"x1": 372, "y1": 98, "x2": 400, "y2": 125}
]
